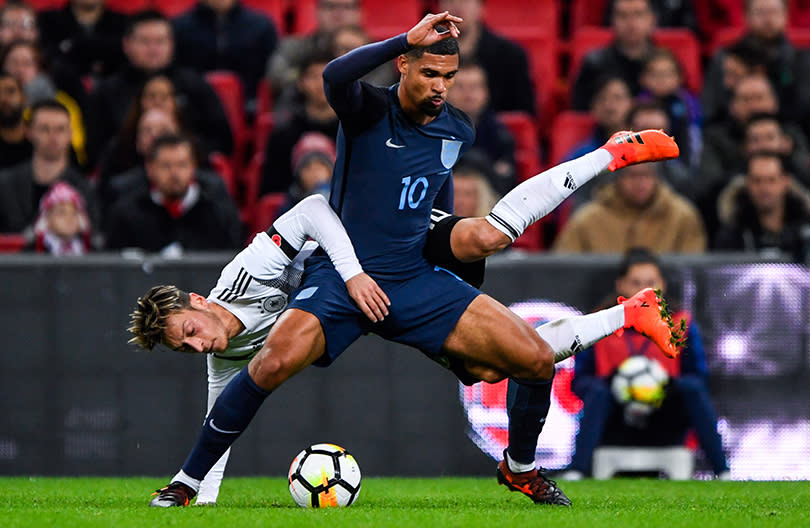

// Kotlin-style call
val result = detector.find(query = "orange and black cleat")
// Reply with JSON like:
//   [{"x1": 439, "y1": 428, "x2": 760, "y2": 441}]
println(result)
[
  {"x1": 618, "y1": 287, "x2": 687, "y2": 359},
  {"x1": 496, "y1": 451, "x2": 572, "y2": 506},
  {"x1": 600, "y1": 129, "x2": 680, "y2": 171},
  {"x1": 149, "y1": 481, "x2": 196, "y2": 507}
]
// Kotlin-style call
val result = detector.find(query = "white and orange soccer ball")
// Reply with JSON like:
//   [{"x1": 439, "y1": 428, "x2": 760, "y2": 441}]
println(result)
[
  {"x1": 288, "y1": 443, "x2": 361, "y2": 508},
  {"x1": 610, "y1": 355, "x2": 670, "y2": 408}
]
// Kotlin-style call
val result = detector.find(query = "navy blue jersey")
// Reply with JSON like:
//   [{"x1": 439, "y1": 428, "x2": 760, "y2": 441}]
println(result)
[{"x1": 322, "y1": 34, "x2": 475, "y2": 279}]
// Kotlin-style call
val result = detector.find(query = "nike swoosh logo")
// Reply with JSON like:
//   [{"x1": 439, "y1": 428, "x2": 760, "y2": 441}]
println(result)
[
  {"x1": 209, "y1": 419, "x2": 240, "y2": 434},
  {"x1": 386, "y1": 138, "x2": 405, "y2": 148}
]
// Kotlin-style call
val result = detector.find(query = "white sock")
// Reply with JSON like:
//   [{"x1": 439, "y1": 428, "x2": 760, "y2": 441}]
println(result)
[
  {"x1": 486, "y1": 149, "x2": 613, "y2": 241},
  {"x1": 535, "y1": 305, "x2": 626, "y2": 363},
  {"x1": 507, "y1": 450, "x2": 537, "y2": 473},
  {"x1": 172, "y1": 469, "x2": 201, "y2": 493}
]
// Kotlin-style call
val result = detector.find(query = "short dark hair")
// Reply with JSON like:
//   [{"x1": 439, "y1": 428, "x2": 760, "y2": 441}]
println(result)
[
  {"x1": 746, "y1": 151, "x2": 789, "y2": 175},
  {"x1": 642, "y1": 48, "x2": 683, "y2": 78},
  {"x1": 726, "y1": 39, "x2": 769, "y2": 70},
  {"x1": 406, "y1": 37, "x2": 460, "y2": 60},
  {"x1": 745, "y1": 112, "x2": 782, "y2": 131},
  {"x1": 124, "y1": 9, "x2": 170, "y2": 37},
  {"x1": 590, "y1": 74, "x2": 630, "y2": 107},
  {"x1": 617, "y1": 247, "x2": 661, "y2": 278},
  {"x1": 147, "y1": 133, "x2": 194, "y2": 161},
  {"x1": 29, "y1": 99, "x2": 69, "y2": 121}
]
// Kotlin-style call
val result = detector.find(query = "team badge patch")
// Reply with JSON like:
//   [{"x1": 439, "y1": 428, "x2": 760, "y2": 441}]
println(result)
[
  {"x1": 261, "y1": 294, "x2": 287, "y2": 315},
  {"x1": 440, "y1": 139, "x2": 462, "y2": 169}
]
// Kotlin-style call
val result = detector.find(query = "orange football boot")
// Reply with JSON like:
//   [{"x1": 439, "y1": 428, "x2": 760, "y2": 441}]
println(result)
[
  {"x1": 617, "y1": 287, "x2": 687, "y2": 359},
  {"x1": 496, "y1": 451, "x2": 571, "y2": 506},
  {"x1": 600, "y1": 129, "x2": 680, "y2": 171}
]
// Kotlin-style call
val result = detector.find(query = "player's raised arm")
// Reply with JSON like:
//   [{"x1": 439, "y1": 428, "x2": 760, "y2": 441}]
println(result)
[
  {"x1": 272, "y1": 195, "x2": 390, "y2": 322},
  {"x1": 321, "y1": 11, "x2": 462, "y2": 113}
]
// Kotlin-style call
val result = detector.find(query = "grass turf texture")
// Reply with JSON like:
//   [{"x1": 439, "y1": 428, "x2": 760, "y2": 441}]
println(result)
[{"x1": 2, "y1": 477, "x2": 809, "y2": 528}]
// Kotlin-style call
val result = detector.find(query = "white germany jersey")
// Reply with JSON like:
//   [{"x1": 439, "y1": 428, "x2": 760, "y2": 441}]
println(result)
[{"x1": 206, "y1": 233, "x2": 316, "y2": 361}]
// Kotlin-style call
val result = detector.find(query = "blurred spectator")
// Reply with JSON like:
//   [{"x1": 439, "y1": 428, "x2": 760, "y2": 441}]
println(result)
[
  {"x1": 0, "y1": 70, "x2": 31, "y2": 169},
  {"x1": 90, "y1": 10, "x2": 233, "y2": 162},
  {"x1": 572, "y1": 0, "x2": 659, "y2": 111},
  {"x1": 105, "y1": 134, "x2": 242, "y2": 252},
  {"x1": 103, "y1": 109, "x2": 229, "y2": 221},
  {"x1": 638, "y1": 49, "x2": 701, "y2": 167},
  {"x1": 25, "y1": 181, "x2": 96, "y2": 255},
  {"x1": 702, "y1": 0, "x2": 810, "y2": 133},
  {"x1": 553, "y1": 163, "x2": 706, "y2": 253},
  {"x1": 330, "y1": 25, "x2": 398, "y2": 88},
  {"x1": 267, "y1": 0, "x2": 360, "y2": 109},
  {"x1": 438, "y1": 0, "x2": 535, "y2": 115},
  {"x1": 452, "y1": 158, "x2": 499, "y2": 218},
  {"x1": 173, "y1": 0, "x2": 278, "y2": 108},
  {"x1": 37, "y1": 0, "x2": 128, "y2": 78},
  {"x1": 697, "y1": 74, "x2": 809, "y2": 233},
  {"x1": 744, "y1": 113, "x2": 810, "y2": 185},
  {"x1": 0, "y1": 100, "x2": 98, "y2": 233},
  {"x1": 2, "y1": 40, "x2": 88, "y2": 167},
  {"x1": 446, "y1": 61, "x2": 515, "y2": 195},
  {"x1": 702, "y1": 40, "x2": 768, "y2": 125},
  {"x1": 562, "y1": 248, "x2": 729, "y2": 479},
  {"x1": 604, "y1": 0, "x2": 698, "y2": 32},
  {"x1": 279, "y1": 131, "x2": 336, "y2": 215},
  {"x1": 627, "y1": 101, "x2": 693, "y2": 200},
  {"x1": 565, "y1": 76, "x2": 633, "y2": 209},
  {"x1": 261, "y1": 50, "x2": 337, "y2": 195},
  {"x1": 98, "y1": 73, "x2": 218, "y2": 185},
  {"x1": 715, "y1": 152, "x2": 810, "y2": 261}
]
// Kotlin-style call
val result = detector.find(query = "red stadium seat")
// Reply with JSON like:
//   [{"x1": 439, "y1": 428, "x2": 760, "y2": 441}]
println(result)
[
  {"x1": 548, "y1": 111, "x2": 595, "y2": 165},
  {"x1": 0, "y1": 234, "x2": 26, "y2": 253},
  {"x1": 569, "y1": 27, "x2": 702, "y2": 93},
  {"x1": 483, "y1": 0, "x2": 557, "y2": 39},
  {"x1": 241, "y1": 0, "x2": 285, "y2": 27},
  {"x1": 496, "y1": 111, "x2": 540, "y2": 182},
  {"x1": 509, "y1": 33, "x2": 559, "y2": 133},
  {"x1": 154, "y1": 0, "x2": 196, "y2": 18},
  {"x1": 205, "y1": 71, "x2": 247, "y2": 170},
  {"x1": 693, "y1": 0, "x2": 745, "y2": 45},
  {"x1": 256, "y1": 78, "x2": 274, "y2": 116},
  {"x1": 290, "y1": 0, "x2": 318, "y2": 35},
  {"x1": 20, "y1": 0, "x2": 66, "y2": 10},
  {"x1": 209, "y1": 152, "x2": 237, "y2": 198},
  {"x1": 569, "y1": 0, "x2": 609, "y2": 34},
  {"x1": 253, "y1": 111, "x2": 274, "y2": 156},
  {"x1": 791, "y1": 0, "x2": 810, "y2": 27},
  {"x1": 242, "y1": 151, "x2": 265, "y2": 213},
  {"x1": 104, "y1": 0, "x2": 150, "y2": 14},
  {"x1": 362, "y1": 0, "x2": 424, "y2": 41},
  {"x1": 249, "y1": 192, "x2": 287, "y2": 235}
]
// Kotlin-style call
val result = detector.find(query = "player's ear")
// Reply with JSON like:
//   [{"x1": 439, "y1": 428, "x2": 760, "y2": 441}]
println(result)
[
  {"x1": 397, "y1": 54, "x2": 409, "y2": 76},
  {"x1": 188, "y1": 292, "x2": 208, "y2": 309}
]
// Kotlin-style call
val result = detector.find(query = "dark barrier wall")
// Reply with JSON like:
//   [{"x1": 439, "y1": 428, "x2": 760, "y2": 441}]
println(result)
[{"x1": 0, "y1": 253, "x2": 804, "y2": 477}]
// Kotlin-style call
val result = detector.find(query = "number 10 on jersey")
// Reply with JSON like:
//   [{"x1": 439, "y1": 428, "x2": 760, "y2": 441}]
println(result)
[{"x1": 398, "y1": 176, "x2": 429, "y2": 210}]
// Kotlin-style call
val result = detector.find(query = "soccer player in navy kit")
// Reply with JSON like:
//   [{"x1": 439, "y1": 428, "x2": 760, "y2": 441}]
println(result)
[{"x1": 146, "y1": 11, "x2": 683, "y2": 507}]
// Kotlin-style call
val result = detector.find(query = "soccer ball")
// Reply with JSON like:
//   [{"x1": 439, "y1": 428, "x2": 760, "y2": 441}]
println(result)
[
  {"x1": 288, "y1": 443, "x2": 361, "y2": 508},
  {"x1": 610, "y1": 355, "x2": 669, "y2": 408}
]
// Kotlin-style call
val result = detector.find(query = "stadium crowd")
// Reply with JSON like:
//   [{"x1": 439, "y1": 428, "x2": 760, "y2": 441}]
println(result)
[{"x1": 1, "y1": 0, "x2": 809, "y2": 260}]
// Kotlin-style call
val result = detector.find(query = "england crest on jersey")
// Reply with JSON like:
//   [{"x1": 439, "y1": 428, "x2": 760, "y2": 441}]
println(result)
[{"x1": 441, "y1": 139, "x2": 462, "y2": 169}]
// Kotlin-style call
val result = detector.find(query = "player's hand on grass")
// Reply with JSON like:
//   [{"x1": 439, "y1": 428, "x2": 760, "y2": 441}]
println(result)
[
  {"x1": 346, "y1": 273, "x2": 391, "y2": 322},
  {"x1": 406, "y1": 11, "x2": 462, "y2": 48}
]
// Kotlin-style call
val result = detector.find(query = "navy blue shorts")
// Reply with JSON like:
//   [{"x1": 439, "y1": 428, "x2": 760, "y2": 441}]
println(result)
[{"x1": 287, "y1": 256, "x2": 481, "y2": 366}]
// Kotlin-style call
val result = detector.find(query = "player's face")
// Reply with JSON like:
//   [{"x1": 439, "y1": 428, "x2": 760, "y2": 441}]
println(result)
[
  {"x1": 146, "y1": 143, "x2": 195, "y2": 199},
  {"x1": 400, "y1": 53, "x2": 459, "y2": 118},
  {"x1": 746, "y1": 157, "x2": 789, "y2": 214},
  {"x1": 163, "y1": 294, "x2": 229, "y2": 354},
  {"x1": 616, "y1": 262, "x2": 665, "y2": 299},
  {"x1": 124, "y1": 21, "x2": 173, "y2": 72}
]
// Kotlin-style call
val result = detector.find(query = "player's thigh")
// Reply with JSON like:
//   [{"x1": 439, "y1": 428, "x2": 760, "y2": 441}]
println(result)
[
  {"x1": 442, "y1": 294, "x2": 554, "y2": 380},
  {"x1": 249, "y1": 308, "x2": 326, "y2": 391}
]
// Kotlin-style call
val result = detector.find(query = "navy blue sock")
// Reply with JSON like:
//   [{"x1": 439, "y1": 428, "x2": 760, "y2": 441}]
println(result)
[
  {"x1": 181, "y1": 366, "x2": 270, "y2": 480},
  {"x1": 506, "y1": 372, "x2": 554, "y2": 465}
]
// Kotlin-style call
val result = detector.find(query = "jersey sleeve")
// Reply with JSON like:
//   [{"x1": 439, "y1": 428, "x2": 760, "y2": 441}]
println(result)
[{"x1": 272, "y1": 194, "x2": 364, "y2": 282}]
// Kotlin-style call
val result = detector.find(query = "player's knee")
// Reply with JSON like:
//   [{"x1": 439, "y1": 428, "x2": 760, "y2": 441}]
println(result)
[
  {"x1": 249, "y1": 350, "x2": 295, "y2": 389},
  {"x1": 522, "y1": 338, "x2": 554, "y2": 380},
  {"x1": 466, "y1": 364, "x2": 506, "y2": 384},
  {"x1": 471, "y1": 223, "x2": 510, "y2": 257}
]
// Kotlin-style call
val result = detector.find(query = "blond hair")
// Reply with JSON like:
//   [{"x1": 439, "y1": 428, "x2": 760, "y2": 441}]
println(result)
[{"x1": 128, "y1": 285, "x2": 191, "y2": 350}]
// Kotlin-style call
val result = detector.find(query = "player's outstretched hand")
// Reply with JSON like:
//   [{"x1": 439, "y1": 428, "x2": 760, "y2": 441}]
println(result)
[
  {"x1": 406, "y1": 11, "x2": 462, "y2": 48},
  {"x1": 346, "y1": 273, "x2": 391, "y2": 322}
]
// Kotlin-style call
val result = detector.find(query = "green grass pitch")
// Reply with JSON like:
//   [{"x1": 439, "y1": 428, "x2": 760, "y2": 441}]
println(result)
[{"x1": 2, "y1": 477, "x2": 809, "y2": 528}]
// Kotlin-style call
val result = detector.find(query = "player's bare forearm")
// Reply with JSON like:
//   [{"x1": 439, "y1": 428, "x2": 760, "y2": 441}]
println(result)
[
  {"x1": 345, "y1": 273, "x2": 391, "y2": 322},
  {"x1": 450, "y1": 218, "x2": 511, "y2": 262}
]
